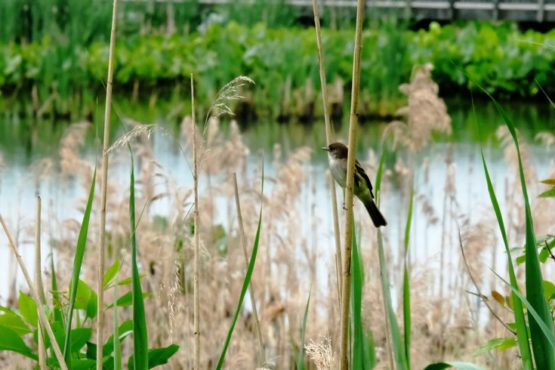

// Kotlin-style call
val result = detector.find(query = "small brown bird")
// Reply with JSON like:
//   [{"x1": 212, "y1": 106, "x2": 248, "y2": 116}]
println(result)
[{"x1": 323, "y1": 142, "x2": 387, "y2": 227}]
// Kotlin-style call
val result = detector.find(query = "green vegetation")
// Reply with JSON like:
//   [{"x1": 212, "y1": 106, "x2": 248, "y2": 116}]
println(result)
[
  {"x1": 0, "y1": 161, "x2": 179, "y2": 369},
  {"x1": 1, "y1": 20, "x2": 554, "y2": 119}
]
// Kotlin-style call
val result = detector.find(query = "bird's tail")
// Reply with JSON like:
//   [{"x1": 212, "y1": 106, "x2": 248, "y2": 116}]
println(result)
[{"x1": 364, "y1": 199, "x2": 387, "y2": 227}]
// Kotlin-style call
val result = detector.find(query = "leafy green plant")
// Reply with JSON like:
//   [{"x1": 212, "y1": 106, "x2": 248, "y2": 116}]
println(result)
[{"x1": 0, "y1": 162, "x2": 179, "y2": 369}]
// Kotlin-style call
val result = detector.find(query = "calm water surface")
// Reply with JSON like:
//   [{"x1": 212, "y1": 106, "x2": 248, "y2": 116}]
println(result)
[{"x1": 0, "y1": 98, "x2": 554, "y2": 304}]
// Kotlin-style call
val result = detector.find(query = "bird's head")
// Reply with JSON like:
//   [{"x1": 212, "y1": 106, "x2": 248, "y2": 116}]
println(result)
[{"x1": 322, "y1": 142, "x2": 348, "y2": 160}]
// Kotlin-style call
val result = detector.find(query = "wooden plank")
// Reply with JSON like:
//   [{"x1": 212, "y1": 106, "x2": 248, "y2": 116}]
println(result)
[{"x1": 120, "y1": 0, "x2": 555, "y2": 22}]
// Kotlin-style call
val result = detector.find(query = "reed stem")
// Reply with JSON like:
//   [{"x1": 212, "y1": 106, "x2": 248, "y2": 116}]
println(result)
[
  {"x1": 339, "y1": 0, "x2": 365, "y2": 368},
  {"x1": 310, "y1": 0, "x2": 342, "y2": 303},
  {"x1": 34, "y1": 195, "x2": 47, "y2": 370},
  {"x1": 192, "y1": 74, "x2": 201, "y2": 370},
  {"x1": 96, "y1": 1, "x2": 118, "y2": 368}
]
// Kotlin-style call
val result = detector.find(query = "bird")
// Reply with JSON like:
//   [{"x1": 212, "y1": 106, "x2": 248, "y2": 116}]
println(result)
[{"x1": 323, "y1": 142, "x2": 387, "y2": 227}]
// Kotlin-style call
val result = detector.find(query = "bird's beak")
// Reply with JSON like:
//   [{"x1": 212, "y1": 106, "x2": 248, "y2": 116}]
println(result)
[{"x1": 321, "y1": 146, "x2": 329, "y2": 151}]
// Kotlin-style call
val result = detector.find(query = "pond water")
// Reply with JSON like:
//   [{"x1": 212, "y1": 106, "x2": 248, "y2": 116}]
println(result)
[{"x1": 0, "y1": 97, "x2": 554, "y2": 305}]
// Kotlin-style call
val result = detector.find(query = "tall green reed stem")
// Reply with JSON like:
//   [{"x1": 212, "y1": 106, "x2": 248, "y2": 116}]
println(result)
[
  {"x1": 339, "y1": 0, "x2": 365, "y2": 367},
  {"x1": 97, "y1": 1, "x2": 119, "y2": 368},
  {"x1": 310, "y1": 0, "x2": 342, "y2": 303}
]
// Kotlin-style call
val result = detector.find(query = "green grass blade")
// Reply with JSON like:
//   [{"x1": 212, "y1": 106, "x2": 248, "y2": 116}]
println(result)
[
  {"x1": 113, "y1": 273, "x2": 122, "y2": 370},
  {"x1": 50, "y1": 253, "x2": 65, "y2": 327},
  {"x1": 63, "y1": 169, "x2": 96, "y2": 366},
  {"x1": 377, "y1": 230, "x2": 409, "y2": 370},
  {"x1": 216, "y1": 171, "x2": 264, "y2": 370},
  {"x1": 480, "y1": 152, "x2": 532, "y2": 370},
  {"x1": 296, "y1": 290, "x2": 311, "y2": 370},
  {"x1": 506, "y1": 284, "x2": 555, "y2": 348},
  {"x1": 374, "y1": 147, "x2": 386, "y2": 203},
  {"x1": 403, "y1": 187, "x2": 414, "y2": 369},
  {"x1": 374, "y1": 147, "x2": 408, "y2": 370},
  {"x1": 487, "y1": 96, "x2": 555, "y2": 369},
  {"x1": 129, "y1": 150, "x2": 148, "y2": 370},
  {"x1": 351, "y1": 228, "x2": 369, "y2": 370}
]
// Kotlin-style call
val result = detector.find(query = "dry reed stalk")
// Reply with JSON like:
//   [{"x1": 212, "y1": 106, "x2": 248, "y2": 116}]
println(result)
[
  {"x1": 339, "y1": 0, "x2": 365, "y2": 368},
  {"x1": 191, "y1": 74, "x2": 201, "y2": 370},
  {"x1": 310, "y1": 0, "x2": 343, "y2": 303},
  {"x1": 34, "y1": 195, "x2": 47, "y2": 370},
  {"x1": 0, "y1": 216, "x2": 68, "y2": 370},
  {"x1": 96, "y1": 1, "x2": 118, "y2": 368},
  {"x1": 233, "y1": 173, "x2": 265, "y2": 364}
]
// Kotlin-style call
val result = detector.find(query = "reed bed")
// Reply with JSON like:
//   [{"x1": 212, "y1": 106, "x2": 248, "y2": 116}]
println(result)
[{"x1": 0, "y1": 63, "x2": 553, "y2": 369}]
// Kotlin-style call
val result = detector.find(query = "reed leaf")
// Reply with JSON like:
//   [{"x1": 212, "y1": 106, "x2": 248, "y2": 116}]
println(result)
[
  {"x1": 50, "y1": 254, "x2": 64, "y2": 327},
  {"x1": 63, "y1": 169, "x2": 96, "y2": 366},
  {"x1": 129, "y1": 149, "x2": 148, "y2": 370},
  {"x1": 113, "y1": 273, "x2": 122, "y2": 370},
  {"x1": 489, "y1": 96, "x2": 555, "y2": 369},
  {"x1": 296, "y1": 290, "x2": 311, "y2": 370},
  {"x1": 216, "y1": 170, "x2": 264, "y2": 370},
  {"x1": 480, "y1": 152, "x2": 532, "y2": 369},
  {"x1": 403, "y1": 187, "x2": 414, "y2": 369},
  {"x1": 351, "y1": 227, "x2": 371, "y2": 369},
  {"x1": 374, "y1": 148, "x2": 408, "y2": 370}
]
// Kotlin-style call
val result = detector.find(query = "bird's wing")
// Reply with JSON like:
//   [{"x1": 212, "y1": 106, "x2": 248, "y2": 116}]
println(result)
[{"x1": 354, "y1": 160, "x2": 375, "y2": 199}]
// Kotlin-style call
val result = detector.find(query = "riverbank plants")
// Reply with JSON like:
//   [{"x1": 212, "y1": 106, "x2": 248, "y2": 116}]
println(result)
[{"x1": 1, "y1": 21, "x2": 554, "y2": 120}]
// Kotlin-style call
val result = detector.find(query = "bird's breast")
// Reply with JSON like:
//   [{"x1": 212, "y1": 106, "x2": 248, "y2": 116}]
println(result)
[{"x1": 329, "y1": 156, "x2": 347, "y2": 188}]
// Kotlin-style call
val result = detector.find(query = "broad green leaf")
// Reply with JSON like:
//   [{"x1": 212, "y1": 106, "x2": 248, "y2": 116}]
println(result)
[
  {"x1": 70, "y1": 328, "x2": 92, "y2": 353},
  {"x1": 0, "y1": 307, "x2": 32, "y2": 335},
  {"x1": 424, "y1": 361, "x2": 484, "y2": 370},
  {"x1": 0, "y1": 325, "x2": 37, "y2": 359},
  {"x1": 116, "y1": 275, "x2": 145, "y2": 286},
  {"x1": 104, "y1": 259, "x2": 122, "y2": 288},
  {"x1": 107, "y1": 291, "x2": 152, "y2": 308},
  {"x1": 127, "y1": 344, "x2": 180, "y2": 369},
  {"x1": 19, "y1": 291, "x2": 38, "y2": 327},
  {"x1": 539, "y1": 188, "x2": 555, "y2": 198},
  {"x1": 216, "y1": 167, "x2": 264, "y2": 370},
  {"x1": 543, "y1": 280, "x2": 555, "y2": 301},
  {"x1": 85, "y1": 320, "x2": 133, "y2": 359},
  {"x1": 474, "y1": 337, "x2": 517, "y2": 354},
  {"x1": 74, "y1": 279, "x2": 98, "y2": 319},
  {"x1": 71, "y1": 359, "x2": 96, "y2": 370},
  {"x1": 129, "y1": 150, "x2": 148, "y2": 370},
  {"x1": 63, "y1": 169, "x2": 96, "y2": 367}
]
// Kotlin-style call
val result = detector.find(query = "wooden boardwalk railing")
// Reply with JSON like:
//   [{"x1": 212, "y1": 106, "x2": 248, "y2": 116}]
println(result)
[{"x1": 125, "y1": 0, "x2": 555, "y2": 22}]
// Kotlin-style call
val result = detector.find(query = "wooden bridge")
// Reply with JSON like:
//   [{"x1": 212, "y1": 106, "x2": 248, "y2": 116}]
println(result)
[{"x1": 126, "y1": 0, "x2": 555, "y2": 22}]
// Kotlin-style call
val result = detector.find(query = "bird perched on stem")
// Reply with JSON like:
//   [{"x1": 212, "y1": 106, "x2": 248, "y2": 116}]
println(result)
[{"x1": 323, "y1": 142, "x2": 387, "y2": 227}]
